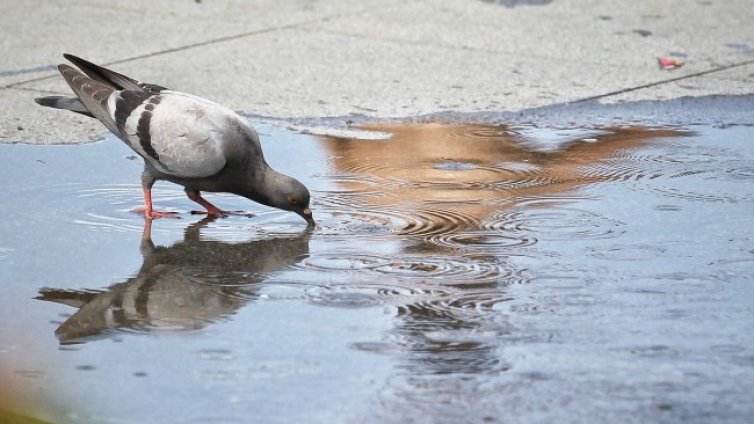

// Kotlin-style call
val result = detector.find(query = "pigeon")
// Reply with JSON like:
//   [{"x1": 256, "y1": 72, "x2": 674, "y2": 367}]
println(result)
[{"x1": 35, "y1": 54, "x2": 314, "y2": 226}]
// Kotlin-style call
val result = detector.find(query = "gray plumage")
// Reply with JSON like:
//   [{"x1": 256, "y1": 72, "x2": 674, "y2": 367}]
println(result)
[{"x1": 36, "y1": 54, "x2": 314, "y2": 225}]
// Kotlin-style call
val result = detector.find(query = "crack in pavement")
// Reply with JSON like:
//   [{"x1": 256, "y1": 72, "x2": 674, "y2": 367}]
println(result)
[
  {"x1": 1, "y1": 2, "x2": 402, "y2": 91},
  {"x1": 573, "y1": 59, "x2": 754, "y2": 103}
]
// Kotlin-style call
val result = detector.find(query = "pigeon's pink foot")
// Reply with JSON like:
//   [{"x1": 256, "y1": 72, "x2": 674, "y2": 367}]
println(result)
[
  {"x1": 185, "y1": 190, "x2": 252, "y2": 218},
  {"x1": 134, "y1": 188, "x2": 180, "y2": 219},
  {"x1": 189, "y1": 202, "x2": 228, "y2": 217},
  {"x1": 133, "y1": 206, "x2": 180, "y2": 219}
]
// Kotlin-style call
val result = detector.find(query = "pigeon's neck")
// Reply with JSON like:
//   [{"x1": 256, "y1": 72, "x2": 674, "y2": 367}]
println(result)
[{"x1": 238, "y1": 163, "x2": 283, "y2": 208}]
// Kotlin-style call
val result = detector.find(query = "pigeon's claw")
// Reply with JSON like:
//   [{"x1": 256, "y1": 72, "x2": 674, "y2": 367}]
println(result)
[
  {"x1": 190, "y1": 210, "x2": 254, "y2": 218},
  {"x1": 185, "y1": 189, "x2": 252, "y2": 218}
]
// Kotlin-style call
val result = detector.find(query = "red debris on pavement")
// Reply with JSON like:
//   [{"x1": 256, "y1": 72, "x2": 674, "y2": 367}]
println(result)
[{"x1": 658, "y1": 57, "x2": 684, "y2": 70}]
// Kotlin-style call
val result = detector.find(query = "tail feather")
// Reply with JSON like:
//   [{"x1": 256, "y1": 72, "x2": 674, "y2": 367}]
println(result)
[
  {"x1": 58, "y1": 64, "x2": 119, "y2": 134},
  {"x1": 35, "y1": 54, "x2": 167, "y2": 132},
  {"x1": 63, "y1": 53, "x2": 142, "y2": 91},
  {"x1": 36, "y1": 288, "x2": 100, "y2": 308},
  {"x1": 34, "y1": 95, "x2": 94, "y2": 117}
]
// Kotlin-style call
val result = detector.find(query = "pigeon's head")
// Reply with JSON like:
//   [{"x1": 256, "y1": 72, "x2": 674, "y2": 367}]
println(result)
[{"x1": 268, "y1": 175, "x2": 314, "y2": 227}]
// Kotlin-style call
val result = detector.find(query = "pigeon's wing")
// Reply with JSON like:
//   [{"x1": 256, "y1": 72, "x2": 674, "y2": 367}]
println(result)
[
  {"x1": 57, "y1": 66, "x2": 229, "y2": 178},
  {"x1": 116, "y1": 91, "x2": 238, "y2": 178},
  {"x1": 51, "y1": 59, "x2": 242, "y2": 179}
]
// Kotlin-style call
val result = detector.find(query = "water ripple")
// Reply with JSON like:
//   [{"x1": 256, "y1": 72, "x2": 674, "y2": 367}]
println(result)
[
  {"x1": 586, "y1": 244, "x2": 668, "y2": 261},
  {"x1": 446, "y1": 124, "x2": 511, "y2": 140},
  {"x1": 489, "y1": 197, "x2": 625, "y2": 242},
  {"x1": 583, "y1": 145, "x2": 754, "y2": 203},
  {"x1": 427, "y1": 231, "x2": 536, "y2": 251},
  {"x1": 298, "y1": 254, "x2": 523, "y2": 286},
  {"x1": 316, "y1": 207, "x2": 481, "y2": 237},
  {"x1": 0, "y1": 247, "x2": 14, "y2": 258},
  {"x1": 72, "y1": 184, "x2": 308, "y2": 235}
]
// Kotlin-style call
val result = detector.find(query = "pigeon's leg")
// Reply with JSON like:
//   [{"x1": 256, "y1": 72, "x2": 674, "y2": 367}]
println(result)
[
  {"x1": 185, "y1": 189, "x2": 228, "y2": 217},
  {"x1": 185, "y1": 190, "x2": 253, "y2": 217},
  {"x1": 133, "y1": 172, "x2": 179, "y2": 219}
]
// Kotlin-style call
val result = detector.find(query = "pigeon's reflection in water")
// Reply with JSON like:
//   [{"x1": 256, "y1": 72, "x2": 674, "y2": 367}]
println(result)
[{"x1": 37, "y1": 218, "x2": 310, "y2": 345}]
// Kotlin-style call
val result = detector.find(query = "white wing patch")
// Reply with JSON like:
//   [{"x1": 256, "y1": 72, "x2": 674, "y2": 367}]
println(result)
[{"x1": 121, "y1": 92, "x2": 236, "y2": 178}]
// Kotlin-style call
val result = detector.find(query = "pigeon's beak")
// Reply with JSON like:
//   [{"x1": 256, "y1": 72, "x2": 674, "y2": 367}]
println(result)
[{"x1": 300, "y1": 208, "x2": 315, "y2": 227}]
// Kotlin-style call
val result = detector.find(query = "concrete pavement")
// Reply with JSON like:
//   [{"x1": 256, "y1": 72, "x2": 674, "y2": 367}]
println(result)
[{"x1": 1, "y1": 0, "x2": 753, "y2": 143}]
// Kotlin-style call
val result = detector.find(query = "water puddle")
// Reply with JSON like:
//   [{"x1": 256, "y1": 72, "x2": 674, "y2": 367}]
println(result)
[{"x1": 1, "y1": 118, "x2": 753, "y2": 423}]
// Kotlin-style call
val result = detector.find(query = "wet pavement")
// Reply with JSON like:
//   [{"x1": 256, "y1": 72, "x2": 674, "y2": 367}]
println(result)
[{"x1": 1, "y1": 100, "x2": 754, "y2": 422}]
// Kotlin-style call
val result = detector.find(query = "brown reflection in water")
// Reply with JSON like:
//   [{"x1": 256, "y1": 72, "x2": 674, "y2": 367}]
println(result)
[
  {"x1": 318, "y1": 123, "x2": 684, "y2": 228},
  {"x1": 319, "y1": 123, "x2": 686, "y2": 413},
  {"x1": 37, "y1": 219, "x2": 310, "y2": 345}
]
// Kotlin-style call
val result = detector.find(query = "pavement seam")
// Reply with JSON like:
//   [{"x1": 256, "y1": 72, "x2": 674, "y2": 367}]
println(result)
[
  {"x1": 6, "y1": 86, "x2": 66, "y2": 96},
  {"x1": 292, "y1": 26, "x2": 621, "y2": 67},
  {"x1": 574, "y1": 59, "x2": 754, "y2": 103},
  {"x1": 4, "y1": 23, "x2": 301, "y2": 89}
]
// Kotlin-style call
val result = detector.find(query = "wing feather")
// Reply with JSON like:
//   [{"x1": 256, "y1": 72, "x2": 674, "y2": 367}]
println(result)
[
  {"x1": 121, "y1": 92, "x2": 229, "y2": 178},
  {"x1": 57, "y1": 64, "x2": 119, "y2": 134}
]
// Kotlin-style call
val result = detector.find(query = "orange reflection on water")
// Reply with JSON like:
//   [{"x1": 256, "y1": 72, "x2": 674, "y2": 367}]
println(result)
[{"x1": 317, "y1": 123, "x2": 684, "y2": 227}]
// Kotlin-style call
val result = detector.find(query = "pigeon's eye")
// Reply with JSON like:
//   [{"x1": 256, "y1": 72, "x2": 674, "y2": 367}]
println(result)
[{"x1": 288, "y1": 195, "x2": 298, "y2": 204}]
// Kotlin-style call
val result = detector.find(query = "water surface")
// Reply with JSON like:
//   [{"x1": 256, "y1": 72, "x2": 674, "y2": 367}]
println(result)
[{"x1": 1, "y1": 121, "x2": 753, "y2": 423}]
